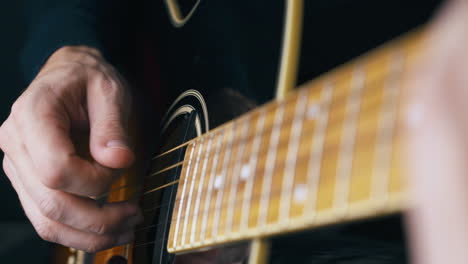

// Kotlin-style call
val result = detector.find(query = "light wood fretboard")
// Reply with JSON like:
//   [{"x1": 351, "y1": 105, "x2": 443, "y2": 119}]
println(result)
[{"x1": 168, "y1": 29, "x2": 425, "y2": 253}]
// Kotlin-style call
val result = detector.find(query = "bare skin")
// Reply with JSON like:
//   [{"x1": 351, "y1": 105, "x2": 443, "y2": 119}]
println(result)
[
  {"x1": 405, "y1": 0, "x2": 468, "y2": 263},
  {"x1": 0, "y1": 46, "x2": 141, "y2": 252}
]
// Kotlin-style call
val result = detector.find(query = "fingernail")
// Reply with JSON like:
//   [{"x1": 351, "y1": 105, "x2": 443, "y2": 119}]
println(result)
[{"x1": 106, "y1": 140, "x2": 131, "y2": 150}]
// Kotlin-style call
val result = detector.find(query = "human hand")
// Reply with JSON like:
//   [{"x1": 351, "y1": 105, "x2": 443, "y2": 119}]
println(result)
[
  {"x1": 0, "y1": 46, "x2": 141, "y2": 252},
  {"x1": 405, "y1": 0, "x2": 468, "y2": 263}
]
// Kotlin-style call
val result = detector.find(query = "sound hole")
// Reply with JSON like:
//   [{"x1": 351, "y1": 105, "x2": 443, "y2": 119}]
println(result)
[{"x1": 106, "y1": 256, "x2": 127, "y2": 264}]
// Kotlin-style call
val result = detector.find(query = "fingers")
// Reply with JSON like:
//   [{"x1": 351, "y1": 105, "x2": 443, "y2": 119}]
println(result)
[
  {"x1": 87, "y1": 73, "x2": 135, "y2": 169},
  {"x1": 6, "y1": 90, "x2": 116, "y2": 197},
  {"x1": 0, "y1": 46, "x2": 139, "y2": 251},
  {"x1": 0, "y1": 127, "x2": 141, "y2": 237},
  {"x1": 3, "y1": 156, "x2": 135, "y2": 253}
]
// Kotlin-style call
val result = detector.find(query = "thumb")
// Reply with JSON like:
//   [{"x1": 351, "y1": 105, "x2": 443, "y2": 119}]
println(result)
[{"x1": 87, "y1": 76, "x2": 135, "y2": 169}]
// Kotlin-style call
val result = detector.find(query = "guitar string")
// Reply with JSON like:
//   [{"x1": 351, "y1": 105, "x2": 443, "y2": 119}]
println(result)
[
  {"x1": 95, "y1": 78, "x2": 405, "y2": 257},
  {"x1": 106, "y1": 101, "x2": 384, "y2": 210},
  {"x1": 132, "y1": 138, "x2": 389, "y2": 251},
  {"x1": 101, "y1": 76, "x2": 388, "y2": 199},
  {"x1": 108, "y1": 105, "x2": 390, "y2": 254},
  {"x1": 149, "y1": 77, "x2": 379, "y2": 164},
  {"x1": 148, "y1": 46, "x2": 407, "y2": 164},
  {"x1": 120, "y1": 122, "x2": 385, "y2": 245},
  {"x1": 96, "y1": 184, "x2": 318, "y2": 257},
  {"x1": 98, "y1": 160, "x2": 384, "y2": 259},
  {"x1": 103, "y1": 100, "x2": 389, "y2": 229},
  {"x1": 94, "y1": 116, "x2": 385, "y2": 259},
  {"x1": 101, "y1": 94, "x2": 392, "y2": 256},
  {"x1": 97, "y1": 70, "x2": 401, "y2": 256},
  {"x1": 148, "y1": 43, "x2": 410, "y2": 166},
  {"x1": 149, "y1": 124, "x2": 378, "y2": 211},
  {"x1": 95, "y1": 45, "x2": 408, "y2": 258}
]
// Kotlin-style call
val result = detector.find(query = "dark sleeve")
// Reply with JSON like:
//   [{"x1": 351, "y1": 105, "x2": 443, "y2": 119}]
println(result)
[{"x1": 20, "y1": 0, "x2": 133, "y2": 84}]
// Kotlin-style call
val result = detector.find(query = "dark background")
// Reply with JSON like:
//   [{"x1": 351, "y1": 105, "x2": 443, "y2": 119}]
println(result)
[{"x1": 0, "y1": 1, "x2": 58, "y2": 263}]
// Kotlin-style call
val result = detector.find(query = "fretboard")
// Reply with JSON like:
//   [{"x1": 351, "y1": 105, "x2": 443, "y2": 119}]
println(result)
[{"x1": 168, "y1": 29, "x2": 425, "y2": 253}]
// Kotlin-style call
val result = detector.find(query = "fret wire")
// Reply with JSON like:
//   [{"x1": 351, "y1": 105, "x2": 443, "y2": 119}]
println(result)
[
  {"x1": 258, "y1": 104, "x2": 285, "y2": 226},
  {"x1": 371, "y1": 52, "x2": 404, "y2": 202},
  {"x1": 334, "y1": 67, "x2": 366, "y2": 213},
  {"x1": 99, "y1": 71, "x2": 394, "y2": 200},
  {"x1": 212, "y1": 123, "x2": 236, "y2": 239},
  {"x1": 101, "y1": 69, "x2": 402, "y2": 250},
  {"x1": 136, "y1": 187, "x2": 323, "y2": 242},
  {"x1": 134, "y1": 183, "x2": 333, "y2": 249},
  {"x1": 139, "y1": 118, "x2": 385, "y2": 217},
  {"x1": 190, "y1": 133, "x2": 214, "y2": 243},
  {"x1": 225, "y1": 116, "x2": 250, "y2": 234},
  {"x1": 129, "y1": 189, "x2": 295, "y2": 254},
  {"x1": 128, "y1": 122, "x2": 402, "y2": 251},
  {"x1": 172, "y1": 141, "x2": 196, "y2": 248},
  {"x1": 107, "y1": 95, "x2": 389, "y2": 204},
  {"x1": 94, "y1": 39, "x2": 416, "y2": 256},
  {"x1": 279, "y1": 88, "x2": 309, "y2": 223},
  {"x1": 240, "y1": 109, "x2": 266, "y2": 230},
  {"x1": 304, "y1": 81, "x2": 334, "y2": 217},
  {"x1": 134, "y1": 160, "x2": 391, "y2": 251},
  {"x1": 104, "y1": 94, "x2": 388, "y2": 203},
  {"x1": 200, "y1": 129, "x2": 224, "y2": 241},
  {"x1": 147, "y1": 43, "x2": 409, "y2": 165},
  {"x1": 166, "y1": 121, "x2": 386, "y2": 223},
  {"x1": 181, "y1": 138, "x2": 204, "y2": 245}
]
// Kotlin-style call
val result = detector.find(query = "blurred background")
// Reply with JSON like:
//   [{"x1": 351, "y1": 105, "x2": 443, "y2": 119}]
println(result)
[{"x1": 0, "y1": 1, "x2": 58, "y2": 263}]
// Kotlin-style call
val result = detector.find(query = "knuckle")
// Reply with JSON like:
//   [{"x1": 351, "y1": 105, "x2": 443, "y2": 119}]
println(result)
[
  {"x1": 10, "y1": 99, "x2": 24, "y2": 115},
  {"x1": 100, "y1": 78, "x2": 121, "y2": 97},
  {"x1": 35, "y1": 220, "x2": 57, "y2": 242},
  {"x1": 39, "y1": 158, "x2": 69, "y2": 190},
  {"x1": 0, "y1": 125, "x2": 7, "y2": 149},
  {"x1": 2, "y1": 158, "x2": 10, "y2": 176},
  {"x1": 9, "y1": 104, "x2": 24, "y2": 125},
  {"x1": 37, "y1": 195, "x2": 64, "y2": 222},
  {"x1": 41, "y1": 168, "x2": 65, "y2": 190}
]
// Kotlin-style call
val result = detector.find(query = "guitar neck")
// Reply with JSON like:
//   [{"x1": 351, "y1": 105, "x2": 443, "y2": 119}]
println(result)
[{"x1": 168, "y1": 29, "x2": 425, "y2": 253}]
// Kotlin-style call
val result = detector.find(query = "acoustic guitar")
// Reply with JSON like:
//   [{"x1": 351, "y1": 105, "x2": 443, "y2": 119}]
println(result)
[{"x1": 53, "y1": 0, "x2": 441, "y2": 263}]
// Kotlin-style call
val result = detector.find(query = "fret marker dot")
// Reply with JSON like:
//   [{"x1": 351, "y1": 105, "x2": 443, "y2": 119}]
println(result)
[
  {"x1": 214, "y1": 175, "x2": 223, "y2": 190},
  {"x1": 240, "y1": 164, "x2": 251, "y2": 181},
  {"x1": 307, "y1": 104, "x2": 320, "y2": 119},
  {"x1": 293, "y1": 185, "x2": 307, "y2": 203}
]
